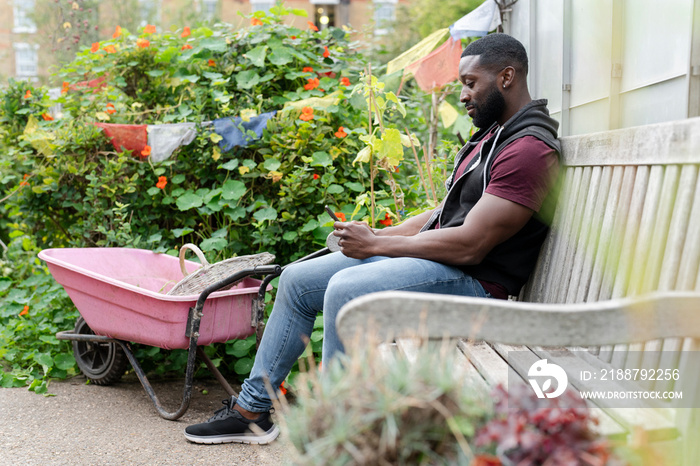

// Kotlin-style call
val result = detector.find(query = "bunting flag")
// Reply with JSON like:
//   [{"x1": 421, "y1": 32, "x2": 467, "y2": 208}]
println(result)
[
  {"x1": 405, "y1": 37, "x2": 462, "y2": 92},
  {"x1": 212, "y1": 111, "x2": 277, "y2": 152},
  {"x1": 450, "y1": 0, "x2": 502, "y2": 39},
  {"x1": 147, "y1": 123, "x2": 197, "y2": 162},
  {"x1": 386, "y1": 28, "x2": 450, "y2": 76},
  {"x1": 94, "y1": 123, "x2": 148, "y2": 155}
]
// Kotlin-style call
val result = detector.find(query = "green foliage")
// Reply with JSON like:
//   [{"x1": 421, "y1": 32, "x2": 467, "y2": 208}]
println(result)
[
  {"x1": 280, "y1": 340, "x2": 492, "y2": 465},
  {"x1": 0, "y1": 8, "x2": 463, "y2": 392}
]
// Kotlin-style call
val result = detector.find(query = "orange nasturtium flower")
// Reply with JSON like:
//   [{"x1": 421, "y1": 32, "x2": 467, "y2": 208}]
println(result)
[
  {"x1": 104, "y1": 45, "x2": 116, "y2": 54},
  {"x1": 112, "y1": 25, "x2": 122, "y2": 39},
  {"x1": 334, "y1": 126, "x2": 347, "y2": 138},
  {"x1": 313, "y1": 173, "x2": 320, "y2": 180},
  {"x1": 304, "y1": 77, "x2": 320, "y2": 91},
  {"x1": 290, "y1": 35, "x2": 296, "y2": 40},
  {"x1": 23, "y1": 90, "x2": 32, "y2": 99},
  {"x1": 307, "y1": 21, "x2": 319, "y2": 32},
  {"x1": 61, "y1": 81, "x2": 70, "y2": 94},
  {"x1": 279, "y1": 381, "x2": 287, "y2": 395},
  {"x1": 141, "y1": 145, "x2": 152, "y2": 158},
  {"x1": 19, "y1": 305, "x2": 29, "y2": 316},
  {"x1": 379, "y1": 213, "x2": 393, "y2": 226},
  {"x1": 299, "y1": 106, "x2": 314, "y2": 121},
  {"x1": 90, "y1": 42, "x2": 100, "y2": 53},
  {"x1": 251, "y1": 17, "x2": 263, "y2": 26},
  {"x1": 156, "y1": 176, "x2": 168, "y2": 189},
  {"x1": 137, "y1": 38, "x2": 150, "y2": 48},
  {"x1": 144, "y1": 24, "x2": 156, "y2": 34},
  {"x1": 340, "y1": 77, "x2": 351, "y2": 87},
  {"x1": 181, "y1": 26, "x2": 191, "y2": 38},
  {"x1": 323, "y1": 46, "x2": 330, "y2": 58},
  {"x1": 181, "y1": 44, "x2": 193, "y2": 51},
  {"x1": 105, "y1": 103, "x2": 116, "y2": 114},
  {"x1": 42, "y1": 113, "x2": 54, "y2": 121},
  {"x1": 20, "y1": 174, "x2": 30, "y2": 187},
  {"x1": 335, "y1": 212, "x2": 347, "y2": 222},
  {"x1": 302, "y1": 66, "x2": 313, "y2": 73},
  {"x1": 208, "y1": 59, "x2": 216, "y2": 67}
]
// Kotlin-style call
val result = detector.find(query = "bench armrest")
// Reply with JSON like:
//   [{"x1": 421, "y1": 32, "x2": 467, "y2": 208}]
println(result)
[{"x1": 336, "y1": 291, "x2": 700, "y2": 348}]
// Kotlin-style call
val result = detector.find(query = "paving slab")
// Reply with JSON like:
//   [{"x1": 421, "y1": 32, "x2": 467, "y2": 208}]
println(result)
[{"x1": 0, "y1": 375, "x2": 293, "y2": 465}]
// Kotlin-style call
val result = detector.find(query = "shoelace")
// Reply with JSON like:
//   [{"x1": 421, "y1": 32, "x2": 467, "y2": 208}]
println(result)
[{"x1": 208, "y1": 398, "x2": 236, "y2": 422}]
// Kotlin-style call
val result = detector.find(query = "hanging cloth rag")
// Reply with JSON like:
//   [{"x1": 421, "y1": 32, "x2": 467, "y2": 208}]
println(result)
[
  {"x1": 386, "y1": 28, "x2": 450, "y2": 76},
  {"x1": 146, "y1": 123, "x2": 197, "y2": 162},
  {"x1": 405, "y1": 37, "x2": 463, "y2": 92},
  {"x1": 94, "y1": 123, "x2": 148, "y2": 155},
  {"x1": 449, "y1": 0, "x2": 502, "y2": 40},
  {"x1": 212, "y1": 111, "x2": 276, "y2": 152}
]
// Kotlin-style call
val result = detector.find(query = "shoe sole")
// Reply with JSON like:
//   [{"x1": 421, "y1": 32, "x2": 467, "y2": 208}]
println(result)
[{"x1": 184, "y1": 425, "x2": 280, "y2": 445}]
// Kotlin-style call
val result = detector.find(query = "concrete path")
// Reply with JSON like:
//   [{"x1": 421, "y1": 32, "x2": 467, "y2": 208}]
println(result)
[{"x1": 0, "y1": 375, "x2": 293, "y2": 465}]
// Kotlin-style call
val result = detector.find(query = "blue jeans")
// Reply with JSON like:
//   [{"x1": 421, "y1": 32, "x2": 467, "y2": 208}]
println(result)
[{"x1": 235, "y1": 252, "x2": 492, "y2": 412}]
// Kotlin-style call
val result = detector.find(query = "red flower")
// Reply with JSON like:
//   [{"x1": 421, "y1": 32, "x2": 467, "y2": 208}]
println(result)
[
  {"x1": 299, "y1": 106, "x2": 314, "y2": 121},
  {"x1": 335, "y1": 212, "x2": 346, "y2": 222},
  {"x1": 313, "y1": 173, "x2": 320, "y2": 180},
  {"x1": 181, "y1": 44, "x2": 193, "y2": 50},
  {"x1": 251, "y1": 18, "x2": 263, "y2": 26},
  {"x1": 334, "y1": 126, "x2": 347, "y2": 138},
  {"x1": 323, "y1": 46, "x2": 330, "y2": 58},
  {"x1": 105, "y1": 103, "x2": 116, "y2": 114},
  {"x1": 290, "y1": 35, "x2": 296, "y2": 40},
  {"x1": 112, "y1": 25, "x2": 122, "y2": 39},
  {"x1": 208, "y1": 59, "x2": 216, "y2": 67},
  {"x1": 41, "y1": 113, "x2": 54, "y2": 121},
  {"x1": 19, "y1": 305, "x2": 29, "y2": 317},
  {"x1": 20, "y1": 174, "x2": 30, "y2": 187},
  {"x1": 304, "y1": 77, "x2": 320, "y2": 91},
  {"x1": 23, "y1": 90, "x2": 32, "y2": 99},
  {"x1": 279, "y1": 381, "x2": 288, "y2": 395},
  {"x1": 340, "y1": 77, "x2": 351, "y2": 87},
  {"x1": 379, "y1": 213, "x2": 393, "y2": 226},
  {"x1": 156, "y1": 176, "x2": 167, "y2": 189},
  {"x1": 90, "y1": 42, "x2": 100, "y2": 53},
  {"x1": 303, "y1": 66, "x2": 313, "y2": 73},
  {"x1": 136, "y1": 38, "x2": 150, "y2": 48},
  {"x1": 104, "y1": 45, "x2": 116, "y2": 54},
  {"x1": 307, "y1": 21, "x2": 319, "y2": 32},
  {"x1": 61, "y1": 81, "x2": 70, "y2": 94},
  {"x1": 144, "y1": 24, "x2": 156, "y2": 34},
  {"x1": 181, "y1": 26, "x2": 191, "y2": 38},
  {"x1": 141, "y1": 145, "x2": 152, "y2": 158}
]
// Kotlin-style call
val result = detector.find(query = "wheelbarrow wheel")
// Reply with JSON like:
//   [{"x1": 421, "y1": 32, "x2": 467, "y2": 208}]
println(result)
[{"x1": 72, "y1": 317, "x2": 128, "y2": 385}]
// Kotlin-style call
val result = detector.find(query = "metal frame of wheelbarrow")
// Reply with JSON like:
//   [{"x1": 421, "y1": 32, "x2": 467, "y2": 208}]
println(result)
[{"x1": 55, "y1": 247, "x2": 332, "y2": 421}]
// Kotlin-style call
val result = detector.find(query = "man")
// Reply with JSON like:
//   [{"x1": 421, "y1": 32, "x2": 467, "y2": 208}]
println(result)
[{"x1": 184, "y1": 33, "x2": 561, "y2": 445}]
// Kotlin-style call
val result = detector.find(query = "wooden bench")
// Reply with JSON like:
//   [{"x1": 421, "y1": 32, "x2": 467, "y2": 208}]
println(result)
[{"x1": 336, "y1": 117, "x2": 700, "y2": 465}]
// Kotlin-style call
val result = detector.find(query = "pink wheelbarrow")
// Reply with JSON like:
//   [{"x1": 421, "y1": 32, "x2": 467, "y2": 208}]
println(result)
[{"x1": 38, "y1": 247, "x2": 304, "y2": 420}]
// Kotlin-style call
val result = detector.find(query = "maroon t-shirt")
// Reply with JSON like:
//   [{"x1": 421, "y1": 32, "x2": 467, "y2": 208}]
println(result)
[{"x1": 443, "y1": 131, "x2": 558, "y2": 299}]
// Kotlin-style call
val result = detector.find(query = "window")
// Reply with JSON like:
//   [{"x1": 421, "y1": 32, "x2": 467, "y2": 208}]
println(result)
[
  {"x1": 250, "y1": 0, "x2": 274, "y2": 14},
  {"x1": 13, "y1": 0, "x2": 37, "y2": 34},
  {"x1": 138, "y1": 0, "x2": 161, "y2": 27},
  {"x1": 201, "y1": 0, "x2": 218, "y2": 20},
  {"x1": 14, "y1": 43, "x2": 38, "y2": 78},
  {"x1": 374, "y1": 0, "x2": 397, "y2": 35}
]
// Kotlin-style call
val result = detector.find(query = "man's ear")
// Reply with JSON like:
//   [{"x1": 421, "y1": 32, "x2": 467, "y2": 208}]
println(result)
[{"x1": 500, "y1": 66, "x2": 516, "y2": 90}]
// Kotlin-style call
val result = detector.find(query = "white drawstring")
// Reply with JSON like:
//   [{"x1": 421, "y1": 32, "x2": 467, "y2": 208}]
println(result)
[{"x1": 481, "y1": 125, "x2": 504, "y2": 195}]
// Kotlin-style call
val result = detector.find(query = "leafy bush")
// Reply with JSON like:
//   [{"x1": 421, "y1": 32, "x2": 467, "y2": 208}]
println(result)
[{"x1": 0, "y1": 7, "x2": 464, "y2": 392}]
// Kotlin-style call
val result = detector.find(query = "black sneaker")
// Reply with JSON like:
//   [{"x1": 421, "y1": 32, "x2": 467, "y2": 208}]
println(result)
[{"x1": 184, "y1": 397, "x2": 279, "y2": 445}]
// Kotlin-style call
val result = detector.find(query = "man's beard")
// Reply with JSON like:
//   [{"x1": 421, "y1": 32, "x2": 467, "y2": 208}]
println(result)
[{"x1": 470, "y1": 85, "x2": 506, "y2": 128}]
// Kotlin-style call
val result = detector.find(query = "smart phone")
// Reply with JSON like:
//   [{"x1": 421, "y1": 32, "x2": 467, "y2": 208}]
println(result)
[{"x1": 325, "y1": 205, "x2": 341, "y2": 222}]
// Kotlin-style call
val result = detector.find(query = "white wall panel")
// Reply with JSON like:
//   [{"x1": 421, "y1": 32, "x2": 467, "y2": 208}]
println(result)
[
  {"x1": 533, "y1": 0, "x2": 563, "y2": 112},
  {"x1": 570, "y1": 99, "x2": 611, "y2": 135},
  {"x1": 570, "y1": 0, "x2": 613, "y2": 107},
  {"x1": 619, "y1": 77, "x2": 688, "y2": 128},
  {"x1": 621, "y1": 0, "x2": 693, "y2": 92}
]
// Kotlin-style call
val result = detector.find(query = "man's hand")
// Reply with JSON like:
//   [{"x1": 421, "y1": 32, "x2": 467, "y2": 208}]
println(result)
[{"x1": 332, "y1": 221, "x2": 378, "y2": 259}]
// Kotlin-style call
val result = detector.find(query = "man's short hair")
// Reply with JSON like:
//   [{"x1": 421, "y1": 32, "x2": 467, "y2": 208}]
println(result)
[{"x1": 461, "y1": 33, "x2": 529, "y2": 75}]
